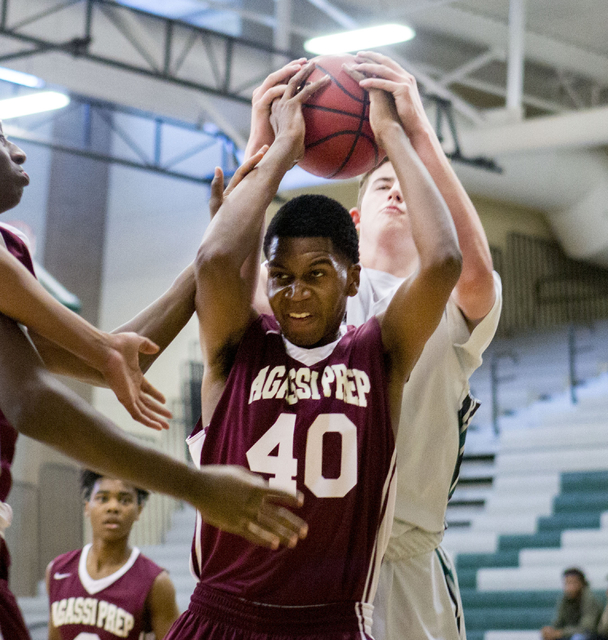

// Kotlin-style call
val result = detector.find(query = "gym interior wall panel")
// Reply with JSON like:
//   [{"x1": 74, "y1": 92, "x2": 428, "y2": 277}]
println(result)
[
  {"x1": 5, "y1": 481, "x2": 39, "y2": 597},
  {"x1": 37, "y1": 463, "x2": 83, "y2": 582},
  {"x1": 43, "y1": 107, "x2": 112, "y2": 331},
  {"x1": 95, "y1": 158, "x2": 210, "y2": 432}
]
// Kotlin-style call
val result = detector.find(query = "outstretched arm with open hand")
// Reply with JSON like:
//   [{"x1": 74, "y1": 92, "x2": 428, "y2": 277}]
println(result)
[
  {"x1": 0, "y1": 246, "x2": 171, "y2": 430},
  {"x1": 0, "y1": 310, "x2": 307, "y2": 549}
]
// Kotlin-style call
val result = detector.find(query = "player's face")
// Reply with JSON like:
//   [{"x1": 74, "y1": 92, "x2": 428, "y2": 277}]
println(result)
[
  {"x1": 85, "y1": 478, "x2": 142, "y2": 543},
  {"x1": 354, "y1": 162, "x2": 409, "y2": 238},
  {"x1": 266, "y1": 236, "x2": 360, "y2": 348},
  {"x1": 0, "y1": 122, "x2": 28, "y2": 214},
  {"x1": 563, "y1": 574, "x2": 584, "y2": 600}
]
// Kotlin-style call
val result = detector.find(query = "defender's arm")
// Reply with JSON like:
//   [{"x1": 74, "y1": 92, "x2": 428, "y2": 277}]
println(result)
[
  {"x1": 367, "y1": 90, "x2": 462, "y2": 401},
  {"x1": 353, "y1": 51, "x2": 494, "y2": 327},
  {"x1": 0, "y1": 312, "x2": 306, "y2": 549}
]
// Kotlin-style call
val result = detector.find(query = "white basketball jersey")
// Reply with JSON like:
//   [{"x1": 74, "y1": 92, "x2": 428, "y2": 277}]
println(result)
[{"x1": 346, "y1": 268, "x2": 502, "y2": 533}]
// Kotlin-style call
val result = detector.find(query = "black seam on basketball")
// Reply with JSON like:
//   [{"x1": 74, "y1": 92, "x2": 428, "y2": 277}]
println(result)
[
  {"x1": 304, "y1": 130, "x2": 377, "y2": 150},
  {"x1": 326, "y1": 87, "x2": 370, "y2": 179},
  {"x1": 315, "y1": 64, "x2": 366, "y2": 104},
  {"x1": 302, "y1": 103, "x2": 369, "y2": 119}
]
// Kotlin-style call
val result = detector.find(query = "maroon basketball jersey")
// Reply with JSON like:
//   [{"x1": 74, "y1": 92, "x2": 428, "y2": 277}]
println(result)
[
  {"x1": 48, "y1": 544, "x2": 164, "y2": 640},
  {"x1": 188, "y1": 315, "x2": 396, "y2": 623},
  {"x1": 0, "y1": 223, "x2": 36, "y2": 503}
]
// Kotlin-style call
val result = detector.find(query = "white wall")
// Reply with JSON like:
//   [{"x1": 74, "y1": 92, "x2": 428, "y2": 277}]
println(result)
[{"x1": 94, "y1": 142, "x2": 211, "y2": 434}]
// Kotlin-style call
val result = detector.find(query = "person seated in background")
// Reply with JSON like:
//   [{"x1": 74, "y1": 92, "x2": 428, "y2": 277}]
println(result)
[
  {"x1": 595, "y1": 577, "x2": 608, "y2": 640},
  {"x1": 541, "y1": 568, "x2": 602, "y2": 640},
  {"x1": 47, "y1": 471, "x2": 180, "y2": 640}
]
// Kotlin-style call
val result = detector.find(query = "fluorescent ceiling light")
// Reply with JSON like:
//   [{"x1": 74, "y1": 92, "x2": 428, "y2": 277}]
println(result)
[
  {"x1": 0, "y1": 67, "x2": 45, "y2": 88},
  {"x1": 0, "y1": 91, "x2": 70, "y2": 120},
  {"x1": 304, "y1": 23, "x2": 415, "y2": 55}
]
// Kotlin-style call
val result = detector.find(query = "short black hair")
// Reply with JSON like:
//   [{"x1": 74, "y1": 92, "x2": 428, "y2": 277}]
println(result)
[
  {"x1": 80, "y1": 470, "x2": 149, "y2": 506},
  {"x1": 563, "y1": 567, "x2": 587, "y2": 585},
  {"x1": 263, "y1": 194, "x2": 359, "y2": 265}
]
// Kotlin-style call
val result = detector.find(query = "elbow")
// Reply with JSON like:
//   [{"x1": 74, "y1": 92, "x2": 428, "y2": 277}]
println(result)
[
  {"x1": 7, "y1": 373, "x2": 50, "y2": 439},
  {"x1": 194, "y1": 244, "x2": 233, "y2": 282},
  {"x1": 436, "y1": 247, "x2": 463, "y2": 289}
]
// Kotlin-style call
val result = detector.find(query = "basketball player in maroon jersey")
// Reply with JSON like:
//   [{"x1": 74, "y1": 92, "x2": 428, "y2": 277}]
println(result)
[
  {"x1": 0, "y1": 125, "x2": 307, "y2": 639},
  {"x1": 165, "y1": 62, "x2": 461, "y2": 640},
  {"x1": 47, "y1": 471, "x2": 179, "y2": 640}
]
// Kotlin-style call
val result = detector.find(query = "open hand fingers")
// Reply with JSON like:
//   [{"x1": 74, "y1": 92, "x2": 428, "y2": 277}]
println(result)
[
  {"x1": 137, "y1": 336, "x2": 160, "y2": 355},
  {"x1": 295, "y1": 72, "x2": 330, "y2": 103},
  {"x1": 342, "y1": 63, "x2": 367, "y2": 84},
  {"x1": 254, "y1": 509, "x2": 301, "y2": 549},
  {"x1": 352, "y1": 61, "x2": 404, "y2": 84},
  {"x1": 258, "y1": 84, "x2": 288, "y2": 108},
  {"x1": 242, "y1": 521, "x2": 282, "y2": 550},
  {"x1": 134, "y1": 399, "x2": 171, "y2": 430},
  {"x1": 356, "y1": 50, "x2": 406, "y2": 74},
  {"x1": 358, "y1": 77, "x2": 401, "y2": 95},
  {"x1": 224, "y1": 145, "x2": 268, "y2": 197},
  {"x1": 209, "y1": 167, "x2": 225, "y2": 219},
  {"x1": 255, "y1": 59, "x2": 307, "y2": 98},
  {"x1": 126, "y1": 403, "x2": 164, "y2": 431},
  {"x1": 140, "y1": 388, "x2": 172, "y2": 417},
  {"x1": 141, "y1": 377, "x2": 166, "y2": 404},
  {"x1": 284, "y1": 62, "x2": 317, "y2": 99},
  {"x1": 259, "y1": 501, "x2": 308, "y2": 540},
  {"x1": 240, "y1": 501, "x2": 307, "y2": 550}
]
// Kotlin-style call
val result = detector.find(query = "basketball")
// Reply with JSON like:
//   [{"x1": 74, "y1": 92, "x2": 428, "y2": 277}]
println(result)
[{"x1": 298, "y1": 53, "x2": 386, "y2": 180}]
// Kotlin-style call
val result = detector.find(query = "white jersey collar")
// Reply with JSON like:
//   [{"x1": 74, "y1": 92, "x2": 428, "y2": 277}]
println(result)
[
  {"x1": 282, "y1": 324, "x2": 348, "y2": 367},
  {"x1": 78, "y1": 543, "x2": 141, "y2": 595}
]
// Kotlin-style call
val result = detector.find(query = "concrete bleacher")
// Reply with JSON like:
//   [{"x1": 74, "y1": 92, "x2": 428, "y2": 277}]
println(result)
[{"x1": 445, "y1": 339, "x2": 608, "y2": 640}]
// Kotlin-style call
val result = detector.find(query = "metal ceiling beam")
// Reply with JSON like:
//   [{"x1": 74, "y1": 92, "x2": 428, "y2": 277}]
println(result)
[
  {"x1": 409, "y1": 4, "x2": 608, "y2": 86},
  {"x1": 5, "y1": 94, "x2": 240, "y2": 184},
  {"x1": 302, "y1": 0, "x2": 484, "y2": 124},
  {"x1": 0, "y1": 0, "x2": 297, "y2": 105},
  {"x1": 417, "y1": 60, "x2": 569, "y2": 114},
  {"x1": 439, "y1": 49, "x2": 503, "y2": 88},
  {"x1": 304, "y1": 0, "x2": 357, "y2": 29}
]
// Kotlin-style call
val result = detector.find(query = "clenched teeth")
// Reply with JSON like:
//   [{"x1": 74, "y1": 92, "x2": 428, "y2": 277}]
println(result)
[{"x1": 289, "y1": 312, "x2": 311, "y2": 318}]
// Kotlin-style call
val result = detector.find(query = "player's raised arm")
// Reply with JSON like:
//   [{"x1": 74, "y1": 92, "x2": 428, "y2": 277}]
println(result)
[
  {"x1": 194, "y1": 63, "x2": 330, "y2": 372},
  {"x1": 365, "y1": 87, "x2": 462, "y2": 395},
  {"x1": 0, "y1": 312, "x2": 306, "y2": 549},
  {"x1": 353, "y1": 51, "x2": 495, "y2": 326}
]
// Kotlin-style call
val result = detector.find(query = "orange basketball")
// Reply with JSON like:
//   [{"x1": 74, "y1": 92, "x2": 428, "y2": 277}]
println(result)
[{"x1": 298, "y1": 53, "x2": 385, "y2": 180}]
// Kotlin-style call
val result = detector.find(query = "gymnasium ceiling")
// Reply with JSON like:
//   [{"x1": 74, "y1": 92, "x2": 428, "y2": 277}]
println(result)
[{"x1": 2, "y1": 0, "x2": 607, "y2": 142}]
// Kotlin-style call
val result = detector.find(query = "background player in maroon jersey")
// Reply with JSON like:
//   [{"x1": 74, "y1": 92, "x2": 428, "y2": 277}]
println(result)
[
  {"x1": 0, "y1": 124, "x2": 307, "y2": 639},
  {"x1": 165, "y1": 62, "x2": 462, "y2": 640},
  {"x1": 47, "y1": 470, "x2": 180, "y2": 640}
]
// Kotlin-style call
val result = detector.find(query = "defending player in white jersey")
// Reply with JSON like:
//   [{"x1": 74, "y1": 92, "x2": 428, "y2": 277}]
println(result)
[{"x1": 344, "y1": 53, "x2": 502, "y2": 640}]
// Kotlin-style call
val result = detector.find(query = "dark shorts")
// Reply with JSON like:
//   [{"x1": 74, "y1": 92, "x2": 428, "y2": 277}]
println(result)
[
  {"x1": 165, "y1": 583, "x2": 371, "y2": 640},
  {"x1": 0, "y1": 539, "x2": 30, "y2": 640}
]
